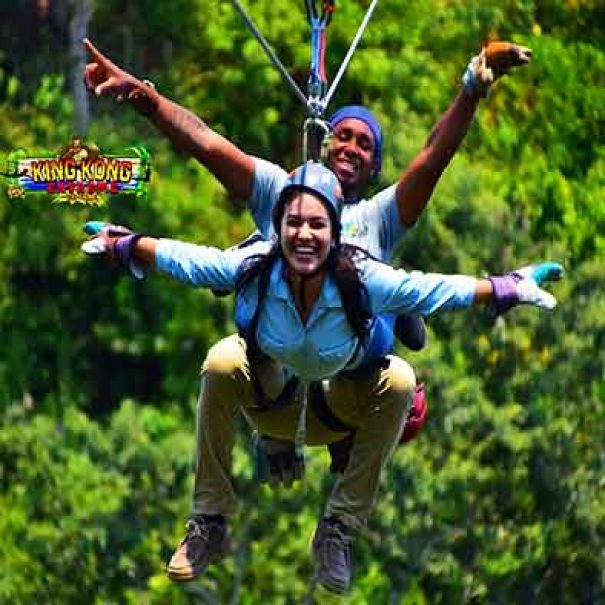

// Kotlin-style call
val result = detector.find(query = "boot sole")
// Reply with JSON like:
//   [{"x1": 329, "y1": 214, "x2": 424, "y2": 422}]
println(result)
[
  {"x1": 316, "y1": 574, "x2": 348, "y2": 595},
  {"x1": 311, "y1": 555, "x2": 349, "y2": 595},
  {"x1": 315, "y1": 582, "x2": 348, "y2": 602},
  {"x1": 166, "y1": 550, "x2": 229, "y2": 582}
]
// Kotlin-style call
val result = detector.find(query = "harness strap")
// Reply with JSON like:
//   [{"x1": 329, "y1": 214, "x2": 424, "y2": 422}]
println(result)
[
  {"x1": 306, "y1": 0, "x2": 335, "y2": 116},
  {"x1": 250, "y1": 372, "x2": 300, "y2": 412},
  {"x1": 249, "y1": 373, "x2": 355, "y2": 435},
  {"x1": 241, "y1": 256, "x2": 304, "y2": 413},
  {"x1": 294, "y1": 381, "x2": 309, "y2": 456},
  {"x1": 309, "y1": 381, "x2": 354, "y2": 433}
]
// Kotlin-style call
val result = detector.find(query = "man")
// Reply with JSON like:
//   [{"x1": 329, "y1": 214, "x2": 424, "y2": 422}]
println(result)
[
  {"x1": 83, "y1": 35, "x2": 530, "y2": 372},
  {"x1": 82, "y1": 39, "x2": 530, "y2": 253},
  {"x1": 83, "y1": 36, "x2": 532, "y2": 592}
]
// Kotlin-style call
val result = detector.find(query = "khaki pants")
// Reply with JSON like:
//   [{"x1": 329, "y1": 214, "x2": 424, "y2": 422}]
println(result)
[{"x1": 192, "y1": 334, "x2": 415, "y2": 530}]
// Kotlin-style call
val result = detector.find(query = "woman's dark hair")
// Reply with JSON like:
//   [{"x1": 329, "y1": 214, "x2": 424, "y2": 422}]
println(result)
[{"x1": 326, "y1": 244, "x2": 372, "y2": 341}]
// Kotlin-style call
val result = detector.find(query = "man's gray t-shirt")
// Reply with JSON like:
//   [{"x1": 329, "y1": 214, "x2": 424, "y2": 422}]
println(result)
[{"x1": 250, "y1": 158, "x2": 404, "y2": 262}]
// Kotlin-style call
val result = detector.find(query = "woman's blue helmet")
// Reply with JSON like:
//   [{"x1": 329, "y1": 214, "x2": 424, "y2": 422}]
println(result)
[{"x1": 273, "y1": 161, "x2": 344, "y2": 241}]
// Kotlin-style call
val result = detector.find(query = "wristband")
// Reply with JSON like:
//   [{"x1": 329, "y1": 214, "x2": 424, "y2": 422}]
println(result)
[
  {"x1": 113, "y1": 233, "x2": 147, "y2": 280},
  {"x1": 488, "y1": 274, "x2": 521, "y2": 316},
  {"x1": 462, "y1": 51, "x2": 493, "y2": 98},
  {"x1": 128, "y1": 80, "x2": 158, "y2": 117}
]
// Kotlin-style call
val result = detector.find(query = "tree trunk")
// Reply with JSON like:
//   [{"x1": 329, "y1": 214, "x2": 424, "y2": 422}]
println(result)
[{"x1": 69, "y1": 0, "x2": 92, "y2": 135}]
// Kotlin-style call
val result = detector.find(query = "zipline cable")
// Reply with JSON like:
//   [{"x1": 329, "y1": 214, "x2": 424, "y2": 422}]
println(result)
[
  {"x1": 323, "y1": 0, "x2": 379, "y2": 109},
  {"x1": 230, "y1": 0, "x2": 309, "y2": 111},
  {"x1": 231, "y1": 0, "x2": 379, "y2": 159},
  {"x1": 303, "y1": 0, "x2": 335, "y2": 160}
]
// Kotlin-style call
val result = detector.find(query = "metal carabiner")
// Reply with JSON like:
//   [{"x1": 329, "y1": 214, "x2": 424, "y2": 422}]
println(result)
[{"x1": 302, "y1": 116, "x2": 332, "y2": 162}]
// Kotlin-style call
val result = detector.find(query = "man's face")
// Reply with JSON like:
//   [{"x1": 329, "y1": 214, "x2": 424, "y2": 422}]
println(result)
[
  {"x1": 327, "y1": 118, "x2": 376, "y2": 198},
  {"x1": 280, "y1": 192, "x2": 332, "y2": 276}
]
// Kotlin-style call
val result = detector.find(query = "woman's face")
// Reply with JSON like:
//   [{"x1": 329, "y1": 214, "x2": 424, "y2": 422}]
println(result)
[{"x1": 280, "y1": 192, "x2": 333, "y2": 276}]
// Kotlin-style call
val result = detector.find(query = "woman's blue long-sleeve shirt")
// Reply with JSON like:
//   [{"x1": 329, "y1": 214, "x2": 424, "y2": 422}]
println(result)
[{"x1": 155, "y1": 239, "x2": 477, "y2": 382}]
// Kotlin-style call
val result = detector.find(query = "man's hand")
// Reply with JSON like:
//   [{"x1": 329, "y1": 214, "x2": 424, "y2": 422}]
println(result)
[
  {"x1": 83, "y1": 38, "x2": 157, "y2": 115},
  {"x1": 463, "y1": 40, "x2": 532, "y2": 97},
  {"x1": 484, "y1": 41, "x2": 532, "y2": 78},
  {"x1": 84, "y1": 39, "x2": 254, "y2": 198},
  {"x1": 83, "y1": 38, "x2": 139, "y2": 99}
]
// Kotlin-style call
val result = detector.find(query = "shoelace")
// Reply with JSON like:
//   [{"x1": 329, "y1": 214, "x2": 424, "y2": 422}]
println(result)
[{"x1": 184, "y1": 518, "x2": 209, "y2": 542}]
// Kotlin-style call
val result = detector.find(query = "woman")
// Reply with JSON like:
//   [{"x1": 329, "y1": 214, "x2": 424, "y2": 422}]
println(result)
[{"x1": 83, "y1": 161, "x2": 562, "y2": 594}]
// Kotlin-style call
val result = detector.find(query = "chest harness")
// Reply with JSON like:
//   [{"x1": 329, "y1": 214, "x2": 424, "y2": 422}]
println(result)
[
  {"x1": 235, "y1": 254, "x2": 391, "y2": 440},
  {"x1": 229, "y1": 2, "x2": 383, "y2": 448}
]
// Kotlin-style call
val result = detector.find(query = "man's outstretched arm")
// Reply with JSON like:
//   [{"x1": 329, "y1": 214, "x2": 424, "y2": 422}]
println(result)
[
  {"x1": 83, "y1": 38, "x2": 255, "y2": 201},
  {"x1": 395, "y1": 41, "x2": 532, "y2": 228}
]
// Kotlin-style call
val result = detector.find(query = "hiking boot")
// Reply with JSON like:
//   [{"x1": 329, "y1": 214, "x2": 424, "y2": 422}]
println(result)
[
  {"x1": 312, "y1": 517, "x2": 354, "y2": 594},
  {"x1": 166, "y1": 515, "x2": 230, "y2": 582}
]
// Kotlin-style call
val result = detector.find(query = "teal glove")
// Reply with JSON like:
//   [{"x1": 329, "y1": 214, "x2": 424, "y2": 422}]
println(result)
[
  {"x1": 513, "y1": 262, "x2": 563, "y2": 309},
  {"x1": 81, "y1": 221, "x2": 146, "y2": 279},
  {"x1": 489, "y1": 262, "x2": 563, "y2": 315}
]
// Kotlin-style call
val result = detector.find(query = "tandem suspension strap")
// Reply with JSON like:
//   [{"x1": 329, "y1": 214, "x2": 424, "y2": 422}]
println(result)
[
  {"x1": 303, "y1": 0, "x2": 334, "y2": 161},
  {"x1": 305, "y1": 0, "x2": 334, "y2": 116},
  {"x1": 230, "y1": 0, "x2": 379, "y2": 161}
]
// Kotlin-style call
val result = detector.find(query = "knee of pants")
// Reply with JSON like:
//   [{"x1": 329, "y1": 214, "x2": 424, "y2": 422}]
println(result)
[
  {"x1": 202, "y1": 334, "x2": 246, "y2": 378},
  {"x1": 384, "y1": 355, "x2": 416, "y2": 400}
]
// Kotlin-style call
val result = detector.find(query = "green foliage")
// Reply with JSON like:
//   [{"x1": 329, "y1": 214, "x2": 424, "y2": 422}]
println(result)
[
  {"x1": 0, "y1": 402, "x2": 193, "y2": 604},
  {"x1": 0, "y1": 1, "x2": 603, "y2": 603}
]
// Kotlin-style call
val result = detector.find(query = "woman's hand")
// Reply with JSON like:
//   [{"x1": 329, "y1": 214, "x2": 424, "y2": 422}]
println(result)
[
  {"x1": 487, "y1": 262, "x2": 564, "y2": 315},
  {"x1": 81, "y1": 222, "x2": 147, "y2": 279}
]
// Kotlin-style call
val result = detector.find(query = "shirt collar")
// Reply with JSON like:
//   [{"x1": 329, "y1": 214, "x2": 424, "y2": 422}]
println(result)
[{"x1": 271, "y1": 258, "x2": 343, "y2": 309}]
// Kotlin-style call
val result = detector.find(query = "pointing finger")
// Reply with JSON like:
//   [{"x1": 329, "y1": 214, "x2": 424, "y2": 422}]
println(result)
[{"x1": 83, "y1": 38, "x2": 113, "y2": 68}]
